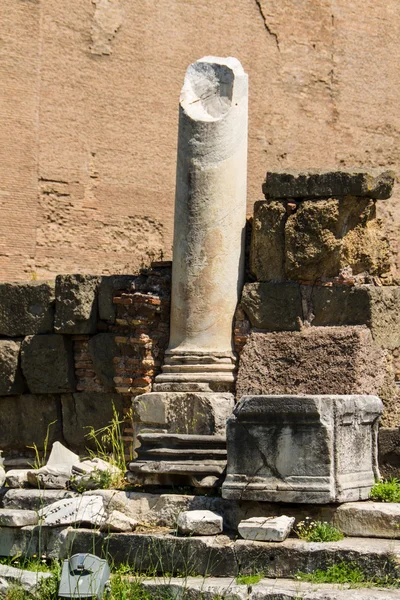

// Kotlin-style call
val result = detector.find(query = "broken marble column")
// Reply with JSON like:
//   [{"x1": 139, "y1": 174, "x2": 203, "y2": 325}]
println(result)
[
  {"x1": 129, "y1": 57, "x2": 248, "y2": 485},
  {"x1": 155, "y1": 55, "x2": 248, "y2": 392},
  {"x1": 222, "y1": 394, "x2": 383, "y2": 503}
]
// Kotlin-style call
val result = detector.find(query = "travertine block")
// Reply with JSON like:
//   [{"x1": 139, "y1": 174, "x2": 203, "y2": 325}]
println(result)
[
  {"x1": 222, "y1": 394, "x2": 382, "y2": 503},
  {"x1": 263, "y1": 170, "x2": 395, "y2": 200},
  {"x1": 0, "y1": 340, "x2": 25, "y2": 395},
  {"x1": 285, "y1": 198, "x2": 390, "y2": 281},
  {"x1": 54, "y1": 274, "x2": 100, "y2": 334},
  {"x1": 236, "y1": 327, "x2": 385, "y2": 401},
  {"x1": 241, "y1": 282, "x2": 302, "y2": 330},
  {"x1": 21, "y1": 334, "x2": 76, "y2": 393},
  {"x1": 0, "y1": 282, "x2": 54, "y2": 336}
]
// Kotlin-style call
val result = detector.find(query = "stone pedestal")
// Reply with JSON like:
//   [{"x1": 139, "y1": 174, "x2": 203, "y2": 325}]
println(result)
[{"x1": 222, "y1": 395, "x2": 383, "y2": 503}]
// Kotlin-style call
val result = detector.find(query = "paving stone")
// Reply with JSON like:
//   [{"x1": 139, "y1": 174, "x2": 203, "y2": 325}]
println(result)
[
  {"x1": 54, "y1": 274, "x2": 100, "y2": 334},
  {"x1": 250, "y1": 200, "x2": 286, "y2": 281},
  {"x1": 334, "y1": 502, "x2": 400, "y2": 538},
  {"x1": 177, "y1": 510, "x2": 223, "y2": 535},
  {"x1": 100, "y1": 510, "x2": 137, "y2": 532},
  {"x1": 38, "y1": 494, "x2": 105, "y2": 526},
  {"x1": 238, "y1": 515, "x2": 295, "y2": 542},
  {"x1": 241, "y1": 282, "x2": 302, "y2": 330},
  {"x1": 142, "y1": 576, "x2": 400, "y2": 600},
  {"x1": 0, "y1": 282, "x2": 55, "y2": 336},
  {"x1": 5, "y1": 469, "x2": 30, "y2": 488},
  {"x1": 21, "y1": 334, "x2": 76, "y2": 393},
  {"x1": 263, "y1": 170, "x2": 395, "y2": 200},
  {"x1": 0, "y1": 340, "x2": 25, "y2": 395},
  {"x1": 0, "y1": 563, "x2": 53, "y2": 595},
  {"x1": 0, "y1": 509, "x2": 38, "y2": 527}
]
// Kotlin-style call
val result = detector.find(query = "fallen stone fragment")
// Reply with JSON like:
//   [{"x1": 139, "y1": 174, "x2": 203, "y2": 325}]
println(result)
[
  {"x1": 0, "y1": 564, "x2": 53, "y2": 595},
  {"x1": 238, "y1": 515, "x2": 295, "y2": 542},
  {"x1": 0, "y1": 509, "x2": 38, "y2": 527},
  {"x1": 100, "y1": 510, "x2": 137, "y2": 532},
  {"x1": 334, "y1": 502, "x2": 400, "y2": 538},
  {"x1": 177, "y1": 510, "x2": 223, "y2": 536},
  {"x1": 5, "y1": 469, "x2": 30, "y2": 488},
  {"x1": 38, "y1": 494, "x2": 105, "y2": 527},
  {"x1": 27, "y1": 442, "x2": 80, "y2": 489},
  {"x1": 263, "y1": 170, "x2": 395, "y2": 200}
]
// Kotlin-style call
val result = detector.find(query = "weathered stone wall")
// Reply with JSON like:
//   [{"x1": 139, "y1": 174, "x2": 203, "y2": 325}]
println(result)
[
  {"x1": 0, "y1": 264, "x2": 171, "y2": 465},
  {"x1": 1, "y1": 0, "x2": 399, "y2": 281}
]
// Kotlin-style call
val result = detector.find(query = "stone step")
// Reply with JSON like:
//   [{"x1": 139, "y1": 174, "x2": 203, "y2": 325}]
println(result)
[
  {"x1": 2, "y1": 489, "x2": 400, "y2": 540},
  {"x1": 65, "y1": 530, "x2": 400, "y2": 579},
  {"x1": 141, "y1": 576, "x2": 400, "y2": 600}
]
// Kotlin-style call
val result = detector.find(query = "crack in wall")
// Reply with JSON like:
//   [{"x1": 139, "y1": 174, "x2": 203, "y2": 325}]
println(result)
[{"x1": 254, "y1": 0, "x2": 280, "y2": 51}]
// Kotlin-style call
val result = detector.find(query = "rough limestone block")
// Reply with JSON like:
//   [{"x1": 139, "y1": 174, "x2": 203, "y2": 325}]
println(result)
[
  {"x1": 5, "y1": 470, "x2": 30, "y2": 488},
  {"x1": 0, "y1": 394, "x2": 62, "y2": 451},
  {"x1": 38, "y1": 495, "x2": 105, "y2": 527},
  {"x1": 334, "y1": 502, "x2": 400, "y2": 539},
  {"x1": 0, "y1": 282, "x2": 55, "y2": 336},
  {"x1": 238, "y1": 516, "x2": 295, "y2": 542},
  {"x1": 177, "y1": 510, "x2": 223, "y2": 535},
  {"x1": 0, "y1": 340, "x2": 25, "y2": 395},
  {"x1": 285, "y1": 198, "x2": 391, "y2": 281},
  {"x1": 133, "y1": 392, "x2": 234, "y2": 435},
  {"x1": 312, "y1": 285, "x2": 400, "y2": 350},
  {"x1": 0, "y1": 509, "x2": 38, "y2": 527},
  {"x1": 100, "y1": 510, "x2": 137, "y2": 533},
  {"x1": 54, "y1": 274, "x2": 100, "y2": 334},
  {"x1": 236, "y1": 327, "x2": 386, "y2": 401},
  {"x1": 222, "y1": 394, "x2": 383, "y2": 504},
  {"x1": 61, "y1": 392, "x2": 124, "y2": 452},
  {"x1": 21, "y1": 334, "x2": 76, "y2": 393},
  {"x1": 250, "y1": 200, "x2": 286, "y2": 281},
  {"x1": 240, "y1": 282, "x2": 302, "y2": 331},
  {"x1": 98, "y1": 275, "x2": 137, "y2": 322},
  {"x1": 263, "y1": 170, "x2": 395, "y2": 200},
  {"x1": 88, "y1": 333, "x2": 119, "y2": 391}
]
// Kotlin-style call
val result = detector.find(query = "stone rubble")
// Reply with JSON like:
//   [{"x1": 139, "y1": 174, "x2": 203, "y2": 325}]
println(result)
[
  {"x1": 238, "y1": 515, "x2": 295, "y2": 542},
  {"x1": 177, "y1": 509, "x2": 223, "y2": 536}
]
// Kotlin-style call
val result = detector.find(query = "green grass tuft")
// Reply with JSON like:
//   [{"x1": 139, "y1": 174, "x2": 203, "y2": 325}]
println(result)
[
  {"x1": 369, "y1": 478, "x2": 400, "y2": 503},
  {"x1": 236, "y1": 573, "x2": 264, "y2": 585},
  {"x1": 296, "y1": 561, "x2": 400, "y2": 588}
]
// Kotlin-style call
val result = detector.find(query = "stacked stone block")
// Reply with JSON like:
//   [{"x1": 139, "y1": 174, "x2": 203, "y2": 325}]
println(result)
[
  {"x1": 238, "y1": 170, "x2": 400, "y2": 430},
  {"x1": 0, "y1": 266, "x2": 172, "y2": 465}
]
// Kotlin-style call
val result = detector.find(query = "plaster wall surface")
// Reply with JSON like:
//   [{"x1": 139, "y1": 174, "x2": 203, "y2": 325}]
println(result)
[{"x1": 1, "y1": 0, "x2": 399, "y2": 280}]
